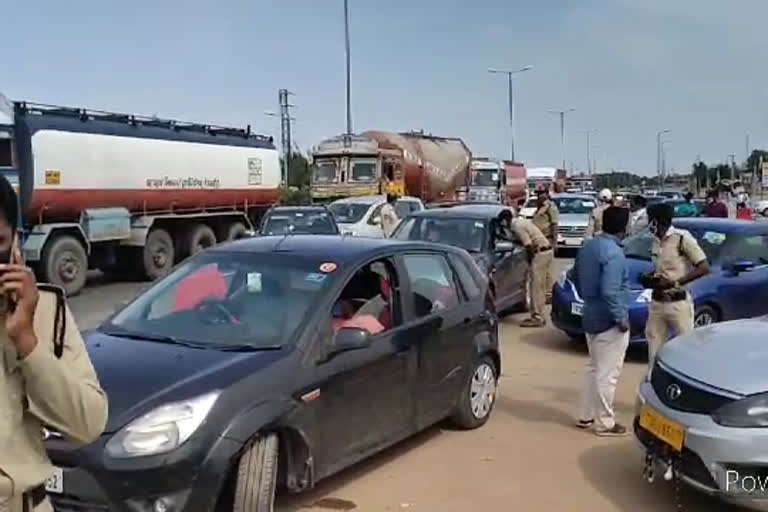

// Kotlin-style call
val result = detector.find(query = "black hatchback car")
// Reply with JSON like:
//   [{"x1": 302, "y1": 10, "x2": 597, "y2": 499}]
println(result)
[
  {"x1": 45, "y1": 235, "x2": 500, "y2": 512},
  {"x1": 392, "y1": 204, "x2": 529, "y2": 313},
  {"x1": 257, "y1": 205, "x2": 340, "y2": 235}
]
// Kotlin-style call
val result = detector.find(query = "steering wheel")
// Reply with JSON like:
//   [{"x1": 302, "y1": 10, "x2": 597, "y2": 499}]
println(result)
[{"x1": 195, "y1": 299, "x2": 239, "y2": 325}]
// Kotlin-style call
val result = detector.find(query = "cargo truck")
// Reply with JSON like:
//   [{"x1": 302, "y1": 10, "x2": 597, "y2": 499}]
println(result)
[
  {"x1": 310, "y1": 130, "x2": 472, "y2": 205},
  {"x1": 0, "y1": 95, "x2": 280, "y2": 295},
  {"x1": 468, "y1": 159, "x2": 527, "y2": 206}
]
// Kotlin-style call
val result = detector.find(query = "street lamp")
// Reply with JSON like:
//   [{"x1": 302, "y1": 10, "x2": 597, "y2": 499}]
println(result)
[
  {"x1": 548, "y1": 108, "x2": 576, "y2": 170},
  {"x1": 488, "y1": 65, "x2": 534, "y2": 162},
  {"x1": 580, "y1": 129, "x2": 598, "y2": 175},
  {"x1": 656, "y1": 129, "x2": 671, "y2": 188}
]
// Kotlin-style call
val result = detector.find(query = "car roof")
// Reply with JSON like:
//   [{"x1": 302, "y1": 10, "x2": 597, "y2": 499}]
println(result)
[
  {"x1": 330, "y1": 195, "x2": 421, "y2": 205},
  {"x1": 551, "y1": 193, "x2": 595, "y2": 200},
  {"x1": 673, "y1": 218, "x2": 768, "y2": 235},
  {"x1": 408, "y1": 204, "x2": 508, "y2": 220},
  {"x1": 267, "y1": 206, "x2": 328, "y2": 212},
  {"x1": 211, "y1": 234, "x2": 461, "y2": 264}
]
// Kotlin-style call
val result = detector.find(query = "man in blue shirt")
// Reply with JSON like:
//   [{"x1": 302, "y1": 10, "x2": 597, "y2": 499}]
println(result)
[{"x1": 573, "y1": 206, "x2": 631, "y2": 437}]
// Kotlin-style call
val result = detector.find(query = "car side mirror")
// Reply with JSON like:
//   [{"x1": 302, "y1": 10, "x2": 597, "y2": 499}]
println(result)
[
  {"x1": 725, "y1": 260, "x2": 756, "y2": 275},
  {"x1": 328, "y1": 327, "x2": 372, "y2": 358},
  {"x1": 494, "y1": 241, "x2": 515, "y2": 253}
]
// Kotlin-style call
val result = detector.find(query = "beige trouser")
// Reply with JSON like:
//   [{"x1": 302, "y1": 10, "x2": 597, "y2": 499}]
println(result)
[
  {"x1": 645, "y1": 297, "x2": 694, "y2": 361},
  {"x1": 528, "y1": 249, "x2": 553, "y2": 319},
  {"x1": 579, "y1": 327, "x2": 631, "y2": 430},
  {"x1": 0, "y1": 496, "x2": 52, "y2": 512}
]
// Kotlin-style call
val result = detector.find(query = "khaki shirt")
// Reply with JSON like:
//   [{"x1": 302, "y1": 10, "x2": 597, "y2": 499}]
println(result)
[
  {"x1": 585, "y1": 203, "x2": 610, "y2": 239},
  {"x1": 0, "y1": 289, "x2": 107, "y2": 501},
  {"x1": 380, "y1": 203, "x2": 399, "y2": 237},
  {"x1": 532, "y1": 200, "x2": 559, "y2": 241},
  {"x1": 510, "y1": 218, "x2": 551, "y2": 250},
  {"x1": 651, "y1": 227, "x2": 708, "y2": 283}
]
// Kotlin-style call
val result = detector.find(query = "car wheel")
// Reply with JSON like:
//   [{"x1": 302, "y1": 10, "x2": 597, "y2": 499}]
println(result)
[
  {"x1": 763, "y1": 207, "x2": 768, "y2": 218},
  {"x1": 694, "y1": 304, "x2": 719, "y2": 328},
  {"x1": 450, "y1": 356, "x2": 498, "y2": 430},
  {"x1": 233, "y1": 434, "x2": 279, "y2": 512}
]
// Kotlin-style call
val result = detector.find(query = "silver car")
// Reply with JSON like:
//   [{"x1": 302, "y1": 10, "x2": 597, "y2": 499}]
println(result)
[
  {"x1": 551, "y1": 194, "x2": 595, "y2": 249},
  {"x1": 634, "y1": 317, "x2": 768, "y2": 510}
]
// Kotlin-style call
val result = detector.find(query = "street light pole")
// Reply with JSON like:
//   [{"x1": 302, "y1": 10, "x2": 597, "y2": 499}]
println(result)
[
  {"x1": 656, "y1": 129, "x2": 670, "y2": 188},
  {"x1": 488, "y1": 65, "x2": 533, "y2": 162},
  {"x1": 343, "y1": 0, "x2": 352, "y2": 139},
  {"x1": 548, "y1": 108, "x2": 576, "y2": 170},
  {"x1": 581, "y1": 129, "x2": 598, "y2": 175}
]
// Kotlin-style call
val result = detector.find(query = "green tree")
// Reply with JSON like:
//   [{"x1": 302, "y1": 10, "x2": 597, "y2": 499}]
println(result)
[{"x1": 284, "y1": 151, "x2": 312, "y2": 189}]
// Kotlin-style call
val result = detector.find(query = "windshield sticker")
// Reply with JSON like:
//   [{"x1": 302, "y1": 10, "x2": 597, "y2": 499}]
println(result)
[
  {"x1": 702, "y1": 231, "x2": 726, "y2": 245},
  {"x1": 475, "y1": 222, "x2": 484, "y2": 228},
  {"x1": 305, "y1": 273, "x2": 327, "y2": 283},
  {"x1": 582, "y1": 201, "x2": 595, "y2": 207},
  {"x1": 246, "y1": 272, "x2": 262, "y2": 293},
  {"x1": 491, "y1": 173, "x2": 499, "y2": 181},
  {"x1": 294, "y1": 212, "x2": 304, "y2": 217},
  {"x1": 319, "y1": 262, "x2": 337, "y2": 273}
]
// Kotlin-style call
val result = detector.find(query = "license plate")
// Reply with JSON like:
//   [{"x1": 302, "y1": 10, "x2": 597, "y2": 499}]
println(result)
[
  {"x1": 44, "y1": 467, "x2": 63, "y2": 494},
  {"x1": 565, "y1": 238, "x2": 582, "y2": 246},
  {"x1": 571, "y1": 302, "x2": 583, "y2": 316},
  {"x1": 639, "y1": 404, "x2": 685, "y2": 452}
]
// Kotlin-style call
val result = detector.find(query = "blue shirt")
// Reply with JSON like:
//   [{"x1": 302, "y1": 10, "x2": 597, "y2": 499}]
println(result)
[{"x1": 573, "y1": 234, "x2": 629, "y2": 335}]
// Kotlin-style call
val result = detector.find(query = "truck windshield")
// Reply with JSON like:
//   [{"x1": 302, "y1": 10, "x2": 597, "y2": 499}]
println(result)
[
  {"x1": 105, "y1": 252, "x2": 333, "y2": 349},
  {"x1": 313, "y1": 160, "x2": 338, "y2": 183},
  {"x1": 328, "y1": 203, "x2": 370, "y2": 223},
  {"x1": 349, "y1": 159, "x2": 377, "y2": 182},
  {"x1": 471, "y1": 170, "x2": 499, "y2": 187}
]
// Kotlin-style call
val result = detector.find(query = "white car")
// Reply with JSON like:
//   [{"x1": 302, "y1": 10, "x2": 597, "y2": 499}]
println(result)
[
  {"x1": 755, "y1": 199, "x2": 768, "y2": 217},
  {"x1": 328, "y1": 195, "x2": 425, "y2": 238}
]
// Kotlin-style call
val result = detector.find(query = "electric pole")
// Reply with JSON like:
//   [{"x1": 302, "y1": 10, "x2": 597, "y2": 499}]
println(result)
[
  {"x1": 581, "y1": 129, "x2": 598, "y2": 175},
  {"x1": 266, "y1": 89, "x2": 296, "y2": 185},
  {"x1": 343, "y1": 0, "x2": 353, "y2": 143},
  {"x1": 548, "y1": 108, "x2": 576, "y2": 170}
]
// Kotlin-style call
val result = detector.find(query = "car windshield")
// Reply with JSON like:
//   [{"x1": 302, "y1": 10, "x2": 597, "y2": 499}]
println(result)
[
  {"x1": 552, "y1": 197, "x2": 595, "y2": 214},
  {"x1": 262, "y1": 210, "x2": 337, "y2": 235},
  {"x1": 393, "y1": 216, "x2": 487, "y2": 253},
  {"x1": 105, "y1": 252, "x2": 333, "y2": 349},
  {"x1": 328, "y1": 202, "x2": 371, "y2": 223},
  {"x1": 623, "y1": 227, "x2": 727, "y2": 263},
  {"x1": 313, "y1": 160, "x2": 338, "y2": 183},
  {"x1": 471, "y1": 170, "x2": 499, "y2": 187}
]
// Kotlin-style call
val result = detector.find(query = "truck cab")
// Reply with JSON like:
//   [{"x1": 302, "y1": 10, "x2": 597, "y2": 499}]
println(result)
[
  {"x1": 310, "y1": 134, "x2": 403, "y2": 202},
  {"x1": 0, "y1": 94, "x2": 21, "y2": 218},
  {"x1": 469, "y1": 159, "x2": 504, "y2": 203}
]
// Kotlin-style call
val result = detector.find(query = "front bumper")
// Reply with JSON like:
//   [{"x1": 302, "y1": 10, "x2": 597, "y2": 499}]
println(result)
[
  {"x1": 635, "y1": 381, "x2": 768, "y2": 510},
  {"x1": 555, "y1": 233, "x2": 584, "y2": 249},
  {"x1": 550, "y1": 284, "x2": 649, "y2": 345},
  {"x1": 45, "y1": 433, "x2": 244, "y2": 512}
]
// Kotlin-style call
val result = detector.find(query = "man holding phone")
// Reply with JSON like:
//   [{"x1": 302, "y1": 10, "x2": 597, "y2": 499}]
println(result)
[{"x1": 0, "y1": 176, "x2": 107, "y2": 512}]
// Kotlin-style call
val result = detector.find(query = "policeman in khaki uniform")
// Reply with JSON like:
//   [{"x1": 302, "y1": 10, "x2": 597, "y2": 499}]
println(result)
[
  {"x1": 531, "y1": 187, "x2": 559, "y2": 301},
  {"x1": 641, "y1": 202, "x2": 710, "y2": 360},
  {"x1": 0, "y1": 177, "x2": 107, "y2": 512},
  {"x1": 509, "y1": 213, "x2": 553, "y2": 328},
  {"x1": 585, "y1": 188, "x2": 613, "y2": 240}
]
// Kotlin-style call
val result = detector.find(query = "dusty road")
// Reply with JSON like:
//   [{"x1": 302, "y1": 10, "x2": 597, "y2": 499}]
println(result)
[{"x1": 68, "y1": 262, "x2": 741, "y2": 512}]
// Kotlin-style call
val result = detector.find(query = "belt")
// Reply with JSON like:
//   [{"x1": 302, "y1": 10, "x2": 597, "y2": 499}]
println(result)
[
  {"x1": 652, "y1": 289, "x2": 687, "y2": 303},
  {"x1": 538, "y1": 246, "x2": 552, "y2": 253},
  {"x1": 22, "y1": 485, "x2": 46, "y2": 512}
]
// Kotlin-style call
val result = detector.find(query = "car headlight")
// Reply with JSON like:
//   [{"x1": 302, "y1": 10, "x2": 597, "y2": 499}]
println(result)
[
  {"x1": 712, "y1": 392, "x2": 768, "y2": 428},
  {"x1": 636, "y1": 289, "x2": 653, "y2": 303},
  {"x1": 105, "y1": 391, "x2": 220, "y2": 458}
]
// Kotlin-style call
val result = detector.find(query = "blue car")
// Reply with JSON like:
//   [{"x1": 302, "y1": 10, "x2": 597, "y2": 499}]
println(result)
[{"x1": 551, "y1": 218, "x2": 768, "y2": 347}]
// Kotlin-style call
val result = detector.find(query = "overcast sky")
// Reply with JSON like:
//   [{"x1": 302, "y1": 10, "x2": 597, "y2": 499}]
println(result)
[{"x1": 3, "y1": 0, "x2": 767, "y2": 175}]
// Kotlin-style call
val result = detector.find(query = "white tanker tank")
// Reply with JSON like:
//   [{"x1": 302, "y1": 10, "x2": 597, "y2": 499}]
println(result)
[{"x1": 0, "y1": 97, "x2": 281, "y2": 295}]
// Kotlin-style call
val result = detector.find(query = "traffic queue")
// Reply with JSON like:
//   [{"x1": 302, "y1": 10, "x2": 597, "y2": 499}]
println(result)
[{"x1": 3, "y1": 169, "x2": 768, "y2": 512}]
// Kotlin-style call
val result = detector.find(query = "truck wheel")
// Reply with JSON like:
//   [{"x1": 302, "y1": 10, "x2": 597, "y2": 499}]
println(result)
[
  {"x1": 42, "y1": 235, "x2": 88, "y2": 296},
  {"x1": 233, "y1": 434, "x2": 279, "y2": 512},
  {"x1": 142, "y1": 228, "x2": 175, "y2": 280},
  {"x1": 221, "y1": 221, "x2": 247, "y2": 242},
  {"x1": 187, "y1": 224, "x2": 217, "y2": 257}
]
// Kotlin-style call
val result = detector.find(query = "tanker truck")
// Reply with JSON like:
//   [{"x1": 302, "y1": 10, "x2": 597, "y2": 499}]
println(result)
[
  {"x1": 310, "y1": 130, "x2": 471, "y2": 204},
  {"x1": 0, "y1": 95, "x2": 280, "y2": 295}
]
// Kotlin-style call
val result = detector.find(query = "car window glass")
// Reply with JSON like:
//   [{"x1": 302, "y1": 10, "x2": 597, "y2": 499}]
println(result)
[
  {"x1": 392, "y1": 217, "x2": 486, "y2": 253},
  {"x1": 448, "y1": 253, "x2": 481, "y2": 300},
  {"x1": 330, "y1": 258, "x2": 399, "y2": 338},
  {"x1": 726, "y1": 235, "x2": 768, "y2": 264},
  {"x1": 394, "y1": 200, "x2": 417, "y2": 218},
  {"x1": 402, "y1": 254, "x2": 459, "y2": 318}
]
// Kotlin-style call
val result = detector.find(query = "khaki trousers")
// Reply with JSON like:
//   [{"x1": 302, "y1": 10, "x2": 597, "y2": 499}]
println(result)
[
  {"x1": 528, "y1": 249, "x2": 553, "y2": 319},
  {"x1": 645, "y1": 297, "x2": 694, "y2": 361},
  {"x1": 0, "y1": 496, "x2": 52, "y2": 512},
  {"x1": 579, "y1": 327, "x2": 631, "y2": 430}
]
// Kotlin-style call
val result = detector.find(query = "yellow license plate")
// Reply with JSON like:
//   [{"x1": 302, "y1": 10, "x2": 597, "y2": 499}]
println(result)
[{"x1": 639, "y1": 404, "x2": 685, "y2": 452}]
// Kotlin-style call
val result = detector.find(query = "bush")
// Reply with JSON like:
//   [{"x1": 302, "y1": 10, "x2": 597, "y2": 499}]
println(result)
[{"x1": 280, "y1": 186, "x2": 312, "y2": 206}]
